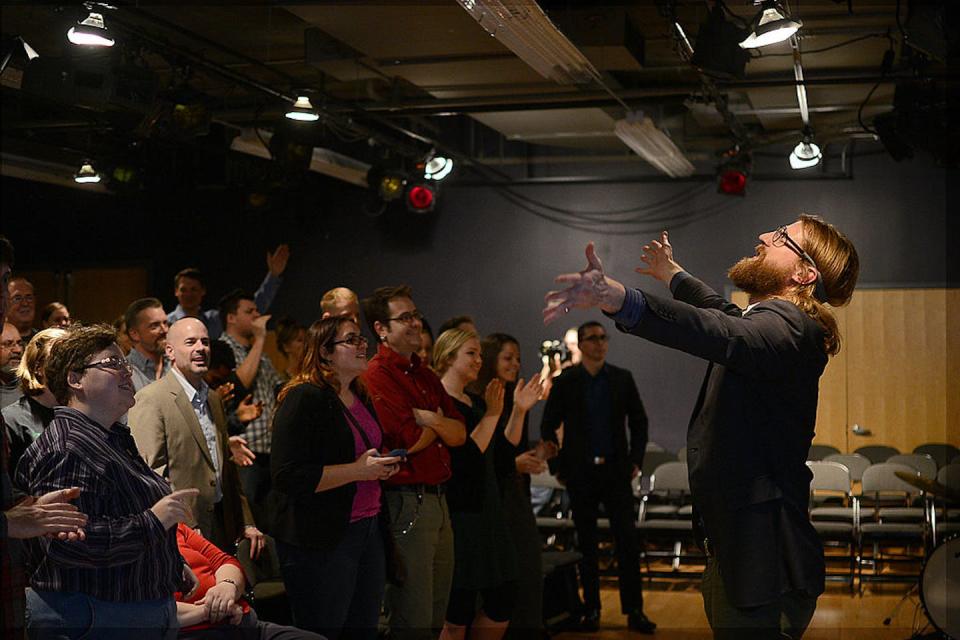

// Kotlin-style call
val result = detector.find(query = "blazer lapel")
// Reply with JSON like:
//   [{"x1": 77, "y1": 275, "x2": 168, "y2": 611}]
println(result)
[{"x1": 167, "y1": 374, "x2": 216, "y2": 470}]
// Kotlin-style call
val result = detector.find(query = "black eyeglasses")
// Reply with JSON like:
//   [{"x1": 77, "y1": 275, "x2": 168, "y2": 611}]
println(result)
[
  {"x1": 387, "y1": 310, "x2": 424, "y2": 325},
  {"x1": 332, "y1": 334, "x2": 369, "y2": 348},
  {"x1": 771, "y1": 225, "x2": 829, "y2": 302},
  {"x1": 771, "y1": 225, "x2": 819, "y2": 271},
  {"x1": 77, "y1": 356, "x2": 133, "y2": 374},
  {"x1": 580, "y1": 335, "x2": 609, "y2": 343}
]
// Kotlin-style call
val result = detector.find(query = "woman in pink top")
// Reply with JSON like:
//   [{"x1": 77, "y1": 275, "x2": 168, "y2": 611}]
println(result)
[{"x1": 269, "y1": 317, "x2": 401, "y2": 639}]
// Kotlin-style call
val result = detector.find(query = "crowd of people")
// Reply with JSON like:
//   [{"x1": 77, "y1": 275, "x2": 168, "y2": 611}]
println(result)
[
  {"x1": 0, "y1": 235, "x2": 614, "y2": 640},
  {"x1": 1, "y1": 209, "x2": 860, "y2": 640}
]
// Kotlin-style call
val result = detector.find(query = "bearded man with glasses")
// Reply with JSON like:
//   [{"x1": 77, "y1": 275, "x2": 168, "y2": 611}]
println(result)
[
  {"x1": 361, "y1": 285, "x2": 466, "y2": 640},
  {"x1": 544, "y1": 215, "x2": 859, "y2": 640}
]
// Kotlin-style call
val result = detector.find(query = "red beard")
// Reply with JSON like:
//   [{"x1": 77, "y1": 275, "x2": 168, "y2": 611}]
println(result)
[{"x1": 727, "y1": 254, "x2": 790, "y2": 297}]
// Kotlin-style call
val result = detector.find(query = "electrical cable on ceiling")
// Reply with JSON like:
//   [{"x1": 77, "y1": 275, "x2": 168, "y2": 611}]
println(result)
[
  {"x1": 499, "y1": 182, "x2": 712, "y2": 219},
  {"x1": 753, "y1": 33, "x2": 888, "y2": 57}
]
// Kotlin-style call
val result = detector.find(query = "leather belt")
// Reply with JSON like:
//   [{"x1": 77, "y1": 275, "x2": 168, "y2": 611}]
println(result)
[{"x1": 386, "y1": 483, "x2": 447, "y2": 496}]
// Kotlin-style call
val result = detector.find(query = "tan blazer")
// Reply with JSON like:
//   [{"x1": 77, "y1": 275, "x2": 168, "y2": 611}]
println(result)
[{"x1": 129, "y1": 371, "x2": 254, "y2": 545}]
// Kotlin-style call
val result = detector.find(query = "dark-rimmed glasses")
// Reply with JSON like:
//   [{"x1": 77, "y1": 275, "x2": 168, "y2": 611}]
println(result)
[
  {"x1": 76, "y1": 356, "x2": 132, "y2": 374},
  {"x1": 332, "y1": 334, "x2": 369, "y2": 348},
  {"x1": 387, "y1": 310, "x2": 423, "y2": 325},
  {"x1": 579, "y1": 334, "x2": 609, "y2": 343},
  {"x1": 771, "y1": 225, "x2": 819, "y2": 271}
]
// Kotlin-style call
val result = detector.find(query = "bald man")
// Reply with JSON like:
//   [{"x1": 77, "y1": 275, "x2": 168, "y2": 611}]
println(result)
[{"x1": 129, "y1": 318, "x2": 264, "y2": 556}]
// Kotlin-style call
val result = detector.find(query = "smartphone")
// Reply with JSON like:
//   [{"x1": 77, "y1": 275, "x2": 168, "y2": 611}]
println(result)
[{"x1": 383, "y1": 448, "x2": 407, "y2": 460}]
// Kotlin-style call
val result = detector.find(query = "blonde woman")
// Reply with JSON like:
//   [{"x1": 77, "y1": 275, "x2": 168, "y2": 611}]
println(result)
[
  {"x1": 2, "y1": 326, "x2": 68, "y2": 469},
  {"x1": 433, "y1": 328, "x2": 541, "y2": 640}
]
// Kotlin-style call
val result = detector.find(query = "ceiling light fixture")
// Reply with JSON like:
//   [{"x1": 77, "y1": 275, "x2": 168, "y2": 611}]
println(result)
[
  {"x1": 424, "y1": 155, "x2": 453, "y2": 181},
  {"x1": 406, "y1": 182, "x2": 436, "y2": 214},
  {"x1": 790, "y1": 129, "x2": 822, "y2": 169},
  {"x1": 456, "y1": 0, "x2": 599, "y2": 85},
  {"x1": 614, "y1": 112, "x2": 695, "y2": 178},
  {"x1": 67, "y1": 7, "x2": 115, "y2": 48},
  {"x1": 739, "y1": 1, "x2": 801, "y2": 49},
  {"x1": 285, "y1": 95, "x2": 319, "y2": 122},
  {"x1": 74, "y1": 160, "x2": 102, "y2": 184}
]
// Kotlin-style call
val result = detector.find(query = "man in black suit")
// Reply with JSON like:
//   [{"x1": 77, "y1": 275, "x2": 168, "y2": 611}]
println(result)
[
  {"x1": 541, "y1": 321, "x2": 655, "y2": 634},
  {"x1": 543, "y1": 215, "x2": 859, "y2": 640}
]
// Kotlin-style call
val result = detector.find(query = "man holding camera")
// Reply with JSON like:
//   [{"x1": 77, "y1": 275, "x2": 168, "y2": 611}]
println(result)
[{"x1": 540, "y1": 321, "x2": 655, "y2": 634}]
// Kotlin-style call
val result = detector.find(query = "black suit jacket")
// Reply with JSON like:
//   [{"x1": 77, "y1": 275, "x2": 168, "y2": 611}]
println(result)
[
  {"x1": 540, "y1": 362, "x2": 648, "y2": 484},
  {"x1": 617, "y1": 273, "x2": 826, "y2": 607}
]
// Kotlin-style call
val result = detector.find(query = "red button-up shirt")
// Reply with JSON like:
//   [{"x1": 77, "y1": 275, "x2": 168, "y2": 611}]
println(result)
[{"x1": 363, "y1": 343, "x2": 463, "y2": 486}]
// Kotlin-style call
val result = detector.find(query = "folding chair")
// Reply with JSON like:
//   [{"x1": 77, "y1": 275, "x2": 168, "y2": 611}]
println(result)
[
  {"x1": 888, "y1": 454, "x2": 938, "y2": 480},
  {"x1": 807, "y1": 444, "x2": 841, "y2": 461},
  {"x1": 854, "y1": 445, "x2": 900, "y2": 465},
  {"x1": 806, "y1": 461, "x2": 856, "y2": 586},
  {"x1": 824, "y1": 453, "x2": 871, "y2": 482},
  {"x1": 913, "y1": 443, "x2": 960, "y2": 469},
  {"x1": 636, "y1": 461, "x2": 693, "y2": 571}
]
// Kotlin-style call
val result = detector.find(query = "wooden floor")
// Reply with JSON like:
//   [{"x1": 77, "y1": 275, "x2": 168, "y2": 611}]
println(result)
[{"x1": 551, "y1": 579, "x2": 935, "y2": 640}]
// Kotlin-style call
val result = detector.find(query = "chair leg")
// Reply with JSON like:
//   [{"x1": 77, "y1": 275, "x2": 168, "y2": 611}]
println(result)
[{"x1": 672, "y1": 540, "x2": 682, "y2": 571}]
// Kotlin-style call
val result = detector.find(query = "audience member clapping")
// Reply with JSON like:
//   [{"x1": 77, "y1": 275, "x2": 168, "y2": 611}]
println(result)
[{"x1": 15, "y1": 323, "x2": 199, "y2": 638}]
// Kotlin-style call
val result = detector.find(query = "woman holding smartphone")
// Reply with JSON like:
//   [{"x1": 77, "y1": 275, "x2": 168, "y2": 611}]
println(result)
[
  {"x1": 269, "y1": 316, "x2": 400, "y2": 639},
  {"x1": 434, "y1": 328, "x2": 542, "y2": 640}
]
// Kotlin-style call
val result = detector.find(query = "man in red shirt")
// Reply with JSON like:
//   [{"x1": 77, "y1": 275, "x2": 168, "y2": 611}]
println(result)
[{"x1": 361, "y1": 285, "x2": 466, "y2": 640}]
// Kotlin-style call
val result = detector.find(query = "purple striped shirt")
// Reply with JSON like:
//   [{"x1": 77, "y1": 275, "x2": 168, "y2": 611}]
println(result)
[{"x1": 14, "y1": 407, "x2": 181, "y2": 602}]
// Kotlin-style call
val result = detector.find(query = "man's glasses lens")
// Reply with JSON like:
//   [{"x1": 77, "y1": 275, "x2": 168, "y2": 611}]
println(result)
[
  {"x1": 581, "y1": 335, "x2": 609, "y2": 343},
  {"x1": 390, "y1": 311, "x2": 423, "y2": 325},
  {"x1": 335, "y1": 335, "x2": 368, "y2": 347}
]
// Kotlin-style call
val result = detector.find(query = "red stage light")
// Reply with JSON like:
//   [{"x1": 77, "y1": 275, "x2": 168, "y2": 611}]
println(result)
[
  {"x1": 718, "y1": 169, "x2": 747, "y2": 195},
  {"x1": 406, "y1": 184, "x2": 435, "y2": 213}
]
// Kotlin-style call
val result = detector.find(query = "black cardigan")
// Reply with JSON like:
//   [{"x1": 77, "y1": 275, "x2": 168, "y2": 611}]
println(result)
[{"x1": 268, "y1": 382, "x2": 378, "y2": 550}]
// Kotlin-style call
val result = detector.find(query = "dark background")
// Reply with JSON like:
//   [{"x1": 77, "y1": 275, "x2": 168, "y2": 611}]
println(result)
[{"x1": 1, "y1": 151, "x2": 954, "y2": 452}]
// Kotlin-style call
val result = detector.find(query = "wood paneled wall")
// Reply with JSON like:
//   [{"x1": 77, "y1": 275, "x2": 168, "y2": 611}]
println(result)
[{"x1": 732, "y1": 289, "x2": 958, "y2": 453}]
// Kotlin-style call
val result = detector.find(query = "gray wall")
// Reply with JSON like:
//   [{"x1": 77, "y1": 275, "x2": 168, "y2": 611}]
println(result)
[{"x1": 266, "y1": 152, "x2": 950, "y2": 453}]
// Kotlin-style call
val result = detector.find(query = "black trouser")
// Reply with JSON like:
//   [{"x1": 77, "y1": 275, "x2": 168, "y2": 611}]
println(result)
[
  {"x1": 237, "y1": 453, "x2": 271, "y2": 527},
  {"x1": 566, "y1": 463, "x2": 643, "y2": 615}
]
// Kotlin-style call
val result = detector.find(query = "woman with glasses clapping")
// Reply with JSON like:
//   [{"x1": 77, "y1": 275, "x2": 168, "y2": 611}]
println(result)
[
  {"x1": 15, "y1": 323, "x2": 199, "y2": 639},
  {"x1": 268, "y1": 316, "x2": 401, "y2": 639}
]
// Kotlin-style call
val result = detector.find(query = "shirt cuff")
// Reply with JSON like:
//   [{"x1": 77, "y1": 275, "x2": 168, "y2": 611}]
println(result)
[
  {"x1": 604, "y1": 287, "x2": 647, "y2": 330},
  {"x1": 669, "y1": 270, "x2": 692, "y2": 295}
]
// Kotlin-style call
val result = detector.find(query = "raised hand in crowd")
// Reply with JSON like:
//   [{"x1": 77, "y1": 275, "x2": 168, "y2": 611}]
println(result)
[
  {"x1": 235, "y1": 394, "x2": 263, "y2": 423},
  {"x1": 150, "y1": 488, "x2": 200, "y2": 529},
  {"x1": 4, "y1": 487, "x2": 87, "y2": 540},
  {"x1": 513, "y1": 373, "x2": 543, "y2": 413},
  {"x1": 251, "y1": 314, "x2": 271, "y2": 341},
  {"x1": 266, "y1": 244, "x2": 291, "y2": 278},
  {"x1": 483, "y1": 378, "x2": 505, "y2": 419},
  {"x1": 228, "y1": 435, "x2": 256, "y2": 467}
]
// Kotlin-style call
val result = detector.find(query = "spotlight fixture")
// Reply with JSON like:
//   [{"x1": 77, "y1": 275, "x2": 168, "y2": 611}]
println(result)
[
  {"x1": 74, "y1": 160, "x2": 102, "y2": 184},
  {"x1": 423, "y1": 155, "x2": 453, "y2": 181},
  {"x1": 690, "y1": 4, "x2": 750, "y2": 79},
  {"x1": 406, "y1": 182, "x2": 436, "y2": 214},
  {"x1": 67, "y1": 7, "x2": 115, "y2": 48},
  {"x1": 789, "y1": 129, "x2": 822, "y2": 169},
  {"x1": 285, "y1": 95, "x2": 319, "y2": 122},
  {"x1": 739, "y1": 1, "x2": 801, "y2": 49},
  {"x1": 366, "y1": 165, "x2": 408, "y2": 202},
  {"x1": 614, "y1": 112, "x2": 695, "y2": 178},
  {"x1": 717, "y1": 147, "x2": 751, "y2": 196},
  {"x1": 456, "y1": 0, "x2": 599, "y2": 85}
]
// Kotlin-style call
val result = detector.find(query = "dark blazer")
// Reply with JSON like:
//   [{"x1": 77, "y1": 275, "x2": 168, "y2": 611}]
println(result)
[
  {"x1": 540, "y1": 362, "x2": 648, "y2": 484},
  {"x1": 268, "y1": 382, "x2": 378, "y2": 551},
  {"x1": 620, "y1": 273, "x2": 827, "y2": 608}
]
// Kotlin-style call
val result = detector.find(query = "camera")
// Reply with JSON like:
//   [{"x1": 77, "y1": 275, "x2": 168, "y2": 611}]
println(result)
[{"x1": 539, "y1": 339, "x2": 569, "y2": 363}]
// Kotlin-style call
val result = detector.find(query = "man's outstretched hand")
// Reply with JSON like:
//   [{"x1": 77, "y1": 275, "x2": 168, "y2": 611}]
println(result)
[
  {"x1": 543, "y1": 242, "x2": 626, "y2": 325},
  {"x1": 637, "y1": 231, "x2": 684, "y2": 285}
]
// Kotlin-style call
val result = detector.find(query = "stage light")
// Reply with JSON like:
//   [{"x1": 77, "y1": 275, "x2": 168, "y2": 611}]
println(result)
[
  {"x1": 690, "y1": 4, "x2": 750, "y2": 79},
  {"x1": 74, "y1": 160, "x2": 101, "y2": 184},
  {"x1": 67, "y1": 9, "x2": 115, "y2": 48},
  {"x1": 406, "y1": 183, "x2": 436, "y2": 214},
  {"x1": 717, "y1": 148, "x2": 751, "y2": 196},
  {"x1": 789, "y1": 129, "x2": 822, "y2": 170},
  {"x1": 285, "y1": 95, "x2": 319, "y2": 122},
  {"x1": 424, "y1": 156, "x2": 453, "y2": 181},
  {"x1": 614, "y1": 112, "x2": 695, "y2": 178},
  {"x1": 739, "y1": 1, "x2": 801, "y2": 49}
]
